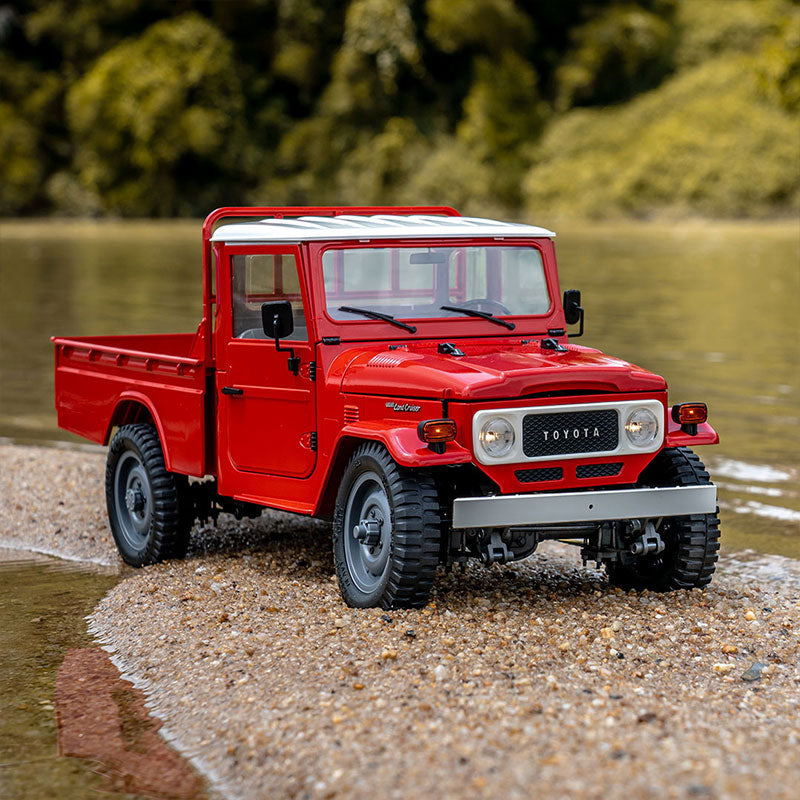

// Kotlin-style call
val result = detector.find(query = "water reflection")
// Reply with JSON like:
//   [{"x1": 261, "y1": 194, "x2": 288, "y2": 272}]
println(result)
[
  {"x1": 0, "y1": 551, "x2": 205, "y2": 800},
  {"x1": 0, "y1": 219, "x2": 797, "y2": 556},
  {"x1": 56, "y1": 648, "x2": 206, "y2": 799}
]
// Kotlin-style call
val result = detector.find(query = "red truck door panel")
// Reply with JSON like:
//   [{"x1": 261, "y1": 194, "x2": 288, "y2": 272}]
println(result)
[{"x1": 217, "y1": 246, "x2": 317, "y2": 479}]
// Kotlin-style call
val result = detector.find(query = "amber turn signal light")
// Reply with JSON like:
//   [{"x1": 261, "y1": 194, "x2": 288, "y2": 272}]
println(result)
[
  {"x1": 417, "y1": 419, "x2": 457, "y2": 453},
  {"x1": 671, "y1": 403, "x2": 707, "y2": 425},
  {"x1": 671, "y1": 402, "x2": 707, "y2": 436},
  {"x1": 417, "y1": 419, "x2": 457, "y2": 443}
]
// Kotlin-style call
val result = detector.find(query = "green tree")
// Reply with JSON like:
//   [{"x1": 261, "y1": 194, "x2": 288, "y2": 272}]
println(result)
[
  {"x1": 66, "y1": 13, "x2": 246, "y2": 216},
  {"x1": 759, "y1": 5, "x2": 800, "y2": 112},
  {"x1": 457, "y1": 50, "x2": 547, "y2": 205},
  {"x1": 555, "y1": 3, "x2": 676, "y2": 111},
  {"x1": 0, "y1": 52, "x2": 62, "y2": 213},
  {"x1": 0, "y1": 0, "x2": 797, "y2": 218},
  {"x1": 425, "y1": 0, "x2": 532, "y2": 53},
  {"x1": 0, "y1": 102, "x2": 43, "y2": 213},
  {"x1": 322, "y1": 0, "x2": 423, "y2": 120},
  {"x1": 524, "y1": 54, "x2": 800, "y2": 218}
]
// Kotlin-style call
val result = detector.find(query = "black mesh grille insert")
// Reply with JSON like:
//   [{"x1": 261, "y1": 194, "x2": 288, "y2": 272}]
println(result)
[
  {"x1": 515, "y1": 467, "x2": 563, "y2": 483},
  {"x1": 522, "y1": 409, "x2": 618, "y2": 458},
  {"x1": 576, "y1": 462, "x2": 623, "y2": 479}
]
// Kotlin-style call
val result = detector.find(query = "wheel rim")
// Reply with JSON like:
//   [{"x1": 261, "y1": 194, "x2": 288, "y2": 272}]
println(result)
[
  {"x1": 113, "y1": 450, "x2": 153, "y2": 551},
  {"x1": 343, "y1": 471, "x2": 392, "y2": 594}
]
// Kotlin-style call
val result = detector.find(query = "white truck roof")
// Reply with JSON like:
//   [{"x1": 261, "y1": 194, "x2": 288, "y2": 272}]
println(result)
[{"x1": 210, "y1": 214, "x2": 556, "y2": 243}]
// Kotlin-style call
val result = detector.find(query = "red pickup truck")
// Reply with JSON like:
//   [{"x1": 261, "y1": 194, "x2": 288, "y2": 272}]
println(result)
[{"x1": 53, "y1": 206, "x2": 720, "y2": 608}]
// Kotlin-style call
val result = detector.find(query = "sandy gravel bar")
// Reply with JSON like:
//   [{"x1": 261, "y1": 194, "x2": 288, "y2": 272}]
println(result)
[
  {"x1": 3, "y1": 444, "x2": 800, "y2": 799},
  {"x1": 0, "y1": 443, "x2": 117, "y2": 565}
]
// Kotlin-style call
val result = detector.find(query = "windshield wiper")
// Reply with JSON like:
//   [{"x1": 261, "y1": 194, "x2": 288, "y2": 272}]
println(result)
[
  {"x1": 440, "y1": 305, "x2": 515, "y2": 330},
  {"x1": 338, "y1": 306, "x2": 417, "y2": 333}
]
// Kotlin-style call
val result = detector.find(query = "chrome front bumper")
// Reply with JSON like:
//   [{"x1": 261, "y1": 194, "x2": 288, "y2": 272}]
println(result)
[{"x1": 451, "y1": 485, "x2": 717, "y2": 529}]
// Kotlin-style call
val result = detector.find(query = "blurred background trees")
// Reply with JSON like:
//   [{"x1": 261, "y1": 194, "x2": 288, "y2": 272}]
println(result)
[{"x1": 0, "y1": 0, "x2": 797, "y2": 218}]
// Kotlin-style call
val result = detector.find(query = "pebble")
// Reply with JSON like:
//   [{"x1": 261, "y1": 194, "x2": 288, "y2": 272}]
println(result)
[{"x1": 741, "y1": 662, "x2": 769, "y2": 682}]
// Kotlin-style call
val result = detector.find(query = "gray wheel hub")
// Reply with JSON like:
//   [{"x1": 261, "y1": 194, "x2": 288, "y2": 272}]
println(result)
[
  {"x1": 343, "y1": 472, "x2": 392, "y2": 593},
  {"x1": 353, "y1": 517, "x2": 382, "y2": 546},
  {"x1": 114, "y1": 451, "x2": 153, "y2": 550},
  {"x1": 125, "y1": 487, "x2": 145, "y2": 513}
]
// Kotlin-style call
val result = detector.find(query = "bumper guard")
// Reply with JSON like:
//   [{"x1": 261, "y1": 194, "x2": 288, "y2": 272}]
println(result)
[{"x1": 451, "y1": 485, "x2": 717, "y2": 529}]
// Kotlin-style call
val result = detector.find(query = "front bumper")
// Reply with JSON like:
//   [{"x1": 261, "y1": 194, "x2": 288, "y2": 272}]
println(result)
[{"x1": 451, "y1": 485, "x2": 717, "y2": 529}]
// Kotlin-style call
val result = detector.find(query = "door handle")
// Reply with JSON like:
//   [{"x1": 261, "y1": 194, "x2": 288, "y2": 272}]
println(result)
[{"x1": 221, "y1": 386, "x2": 244, "y2": 396}]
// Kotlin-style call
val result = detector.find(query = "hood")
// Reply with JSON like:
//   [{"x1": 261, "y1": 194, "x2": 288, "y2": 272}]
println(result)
[{"x1": 337, "y1": 342, "x2": 666, "y2": 400}]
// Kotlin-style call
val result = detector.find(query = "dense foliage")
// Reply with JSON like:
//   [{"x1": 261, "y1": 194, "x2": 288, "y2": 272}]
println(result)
[{"x1": 1, "y1": 0, "x2": 797, "y2": 217}]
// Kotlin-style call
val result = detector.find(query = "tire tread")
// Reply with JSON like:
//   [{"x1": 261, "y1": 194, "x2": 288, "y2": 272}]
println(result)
[
  {"x1": 607, "y1": 447, "x2": 720, "y2": 592},
  {"x1": 105, "y1": 423, "x2": 192, "y2": 566},
  {"x1": 333, "y1": 442, "x2": 442, "y2": 609}
]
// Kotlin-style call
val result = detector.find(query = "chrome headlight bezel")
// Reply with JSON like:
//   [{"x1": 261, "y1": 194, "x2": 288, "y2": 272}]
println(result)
[
  {"x1": 478, "y1": 416, "x2": 516, "y2": 458},
  {"x1": 623, "y1": 406, "x2": 660, "y2": 448}
]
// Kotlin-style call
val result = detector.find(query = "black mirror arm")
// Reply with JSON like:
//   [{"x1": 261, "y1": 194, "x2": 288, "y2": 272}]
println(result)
[
  {"x1": 272, "y1": 313, "x2": 300, "y2": 374},
  {"x1": 568, "y1": 304, "x2": 584, "y2": 339}
]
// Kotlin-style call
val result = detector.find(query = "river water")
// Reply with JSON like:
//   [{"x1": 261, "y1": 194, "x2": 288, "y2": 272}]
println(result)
[
  {"x1": 0, "y1": 219, "x2": 798, "y2": 557},
  {"x1": 0, "y1": 549, "x2": 207, "y2": 799}
]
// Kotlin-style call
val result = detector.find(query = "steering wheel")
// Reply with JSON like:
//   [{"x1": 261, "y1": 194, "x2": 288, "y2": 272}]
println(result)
[{"x1": 460, "y1": 298, "x2": 512, "y2": 315}]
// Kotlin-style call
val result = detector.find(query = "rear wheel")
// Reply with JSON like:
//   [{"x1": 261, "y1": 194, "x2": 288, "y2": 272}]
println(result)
[
  {"x1": 105, "y1": 423, "x2": 193, "y2": 566},
  {"x1": 333, "y1": 443, "x2": 442, "y2": 608},
  {"x1": 606, "y1": 447, "x2": 720, "y2": 591}
]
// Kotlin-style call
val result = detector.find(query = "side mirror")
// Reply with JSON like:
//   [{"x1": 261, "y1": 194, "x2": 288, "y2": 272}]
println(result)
[
  {"x1": 261, "y1": 300, "x2": 294, "y2": 340},
  {"x1": 261, "y1": 301, "x2": 299, "y2": 375},
  {"x1": 562, "y1": 289, "x2": 584, "y2": 338}
]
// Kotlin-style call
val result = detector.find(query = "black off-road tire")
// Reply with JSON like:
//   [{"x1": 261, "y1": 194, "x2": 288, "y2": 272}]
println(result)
[
  {"x1": 105, "y1": 423, "x2": 194, "y2": 567},
  {"x1": 606, "y1": 447, "x2": 720, "y2": 592},
  {"x1": 333, "y1": 442, "x2": 443, "y2": 608}
]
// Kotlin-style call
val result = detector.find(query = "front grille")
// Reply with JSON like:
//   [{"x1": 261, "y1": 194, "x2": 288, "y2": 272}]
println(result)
[
  {"x1": 522, "y1": 409, "x2": 618, "y2": 458},
  {"x1": 515, "y1": 467, "x2": 563, "y2": 483},
  {"x1": 576, "y1": 462, "x2": 623, "y2": 479}
]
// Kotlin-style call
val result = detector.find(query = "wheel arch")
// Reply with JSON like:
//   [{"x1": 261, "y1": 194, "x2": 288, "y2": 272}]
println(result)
[
  {"x1": 105, "y1": 393, "x2": 173, "y2": 470},
  {"x1": 316, "y1": 435, "x2": 366, "y2": 519},
  {"x1": 315, "y1": 426, "x2": 471, "y2": 518}
]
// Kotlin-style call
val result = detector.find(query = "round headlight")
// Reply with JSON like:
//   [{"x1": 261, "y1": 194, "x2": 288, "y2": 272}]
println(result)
[
  {"x1": 479, "y1": 417, "x2": 515, "y2": 458},
  {"x1": 624, "y1": 407, "x2": 659, "y2": 447}
]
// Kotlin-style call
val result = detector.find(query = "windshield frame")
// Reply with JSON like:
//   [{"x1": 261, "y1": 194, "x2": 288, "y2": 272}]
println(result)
[{"x1": 313, "y1": 237, "x2": 558, "y2": 339}]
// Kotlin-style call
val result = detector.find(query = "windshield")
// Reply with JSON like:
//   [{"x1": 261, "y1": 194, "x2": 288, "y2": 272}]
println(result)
[{"x1": 322, "y1": 245, "x2": 550, "y2": 322}]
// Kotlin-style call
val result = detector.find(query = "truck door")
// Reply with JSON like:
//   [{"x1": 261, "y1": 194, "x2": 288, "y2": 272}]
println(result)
[{"x1": 218, "y1": 245, "x2": 316, "y2": 478}]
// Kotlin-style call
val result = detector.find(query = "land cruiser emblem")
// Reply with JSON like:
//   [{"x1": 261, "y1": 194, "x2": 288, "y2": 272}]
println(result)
[
  {"x1": 385, "y1": 401, "x2": 421, "y2": 413},
  {"x1": 542, "y1": 427, "x2": 601, "y2": 442}
]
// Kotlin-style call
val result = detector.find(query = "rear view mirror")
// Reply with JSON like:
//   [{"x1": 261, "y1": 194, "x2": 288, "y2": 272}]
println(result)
[
  {"x1": 261, "y1": 301, "x2": 299, "y2": 374},
  {"x1": 562, "y1": 289, "x2": 584, "y2": 338},
  {"x1": 261, "y1": 300, "x2": 294, "y2": 340}
]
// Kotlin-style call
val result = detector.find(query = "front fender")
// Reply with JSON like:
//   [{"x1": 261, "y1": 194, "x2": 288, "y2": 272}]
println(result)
[
  {"x1": 338, "y1": 421, "x2": 473, "y2": 467},
  {"x1": 664, "y1": 418, "x2": 719, "y2": 448}
]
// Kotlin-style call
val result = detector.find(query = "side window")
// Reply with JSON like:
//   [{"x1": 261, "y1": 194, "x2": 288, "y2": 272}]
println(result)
[{"x1": 231, "y1": 253, "x2": 307, "y2": 340}]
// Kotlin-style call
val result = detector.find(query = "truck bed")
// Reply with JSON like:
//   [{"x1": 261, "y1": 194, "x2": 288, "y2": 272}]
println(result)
[{"x1": 52, "y1": 332, "x2": 210, "y2": 476}]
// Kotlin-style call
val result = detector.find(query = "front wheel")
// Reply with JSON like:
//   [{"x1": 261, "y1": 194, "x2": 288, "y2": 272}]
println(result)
[
  {"x1": 333, "y1": 443, "x2": 442, "y2": 608},
  {"x1": 105, "y1": 423, "x2": 193, "y2": 566},
  {"x1": 606, "y1": 447, "x2": 720, "y2": 591}
]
